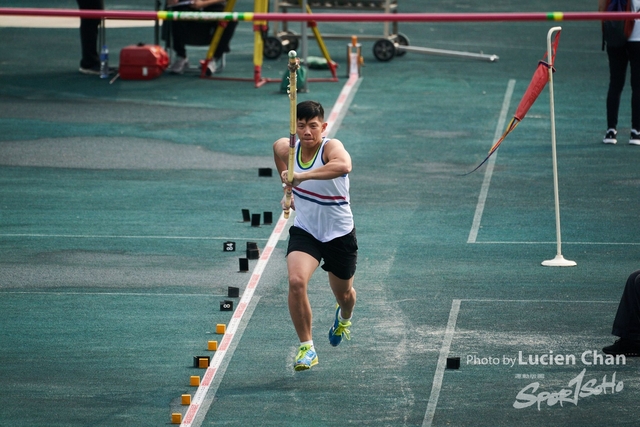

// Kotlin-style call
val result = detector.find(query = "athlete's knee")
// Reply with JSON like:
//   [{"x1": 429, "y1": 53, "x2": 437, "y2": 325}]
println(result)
[
  {"x1": 335, "y1": 286, "x2": 356, "y2": 304},
  {"x1": 288, "y1": 275, "x2": 307, "y2": 296}
]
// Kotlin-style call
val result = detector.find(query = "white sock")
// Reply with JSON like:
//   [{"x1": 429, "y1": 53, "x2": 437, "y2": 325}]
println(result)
[
  {"x1": 337, "y1": 306, "x2": 352, "y2": 322},
  {"x1": 339, "y1": 314, "x2": 352, "y2": 323},
  {"x1": 300, "y1": 340, "x2": 314, "y2": 348}
]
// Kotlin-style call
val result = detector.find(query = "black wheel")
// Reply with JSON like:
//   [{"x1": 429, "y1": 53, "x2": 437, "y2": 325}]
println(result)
[
  {"x1": 394, "y1": 33, "x2": 410, "y2": 57},
  {"x1": 263, "y1": 36, "x2": 283, "y2": 60},
  {"x1": 373, "y1": 38, "x2": 396, "y2": 62}
]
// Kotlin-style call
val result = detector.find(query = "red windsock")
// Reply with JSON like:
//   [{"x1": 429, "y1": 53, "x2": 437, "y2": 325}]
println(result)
[
  {"x1": 464, "y1": 30, "x2": 561, "y2": 175},
  {"x1": 514, "y1": 30, "x2": 561, "y2": 121}
]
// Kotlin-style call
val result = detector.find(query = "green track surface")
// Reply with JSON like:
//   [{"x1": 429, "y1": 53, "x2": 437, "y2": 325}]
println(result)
[{"x1": 1, "y1": 0, "x2": 639, "y2": 426}]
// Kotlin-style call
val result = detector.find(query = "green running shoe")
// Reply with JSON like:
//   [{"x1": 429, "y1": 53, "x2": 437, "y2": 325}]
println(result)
[
  {"x1": 328, "y1": 304, "x2": 351, "y2": 347},
  {"x1": 294, "y1": 344, "x2": 318, "y2": 371}
]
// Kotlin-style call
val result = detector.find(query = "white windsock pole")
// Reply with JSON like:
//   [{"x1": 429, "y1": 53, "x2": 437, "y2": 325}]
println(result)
[{"x1": 542, "y1": 26, "x2": 576, "y2": 267}]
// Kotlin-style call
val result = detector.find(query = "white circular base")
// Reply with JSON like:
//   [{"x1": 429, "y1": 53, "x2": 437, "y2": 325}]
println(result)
[{"x1": 541, "y1": 254, "x2": 577, "y2": 267}]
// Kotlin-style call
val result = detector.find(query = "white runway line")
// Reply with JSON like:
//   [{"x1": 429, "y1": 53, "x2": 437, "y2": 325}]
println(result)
[
  {"x1": 180, "y1": 215, "x2": 289, "y2": 427},
  {"x1": 323, "y1": 74, "x2": 362, "y2": 139},
  {"x1": 0, "y1": 233, "x2": 268, "y2": 241},
  {"x1": 180, "y1": 71, "x2": 363, "y2": 427},
  {"x1": 423, "y1": 299, "x2": 461, "y2": 427},
  {"x1": 421, "y1": 297, "x2": 617, "y2": 426},
  {"x1": 186, "y1": 297, "x2": 261, "y2": 427},
  {"x1": 467, "y1": 79, "x2": 516, "y2": 244}
]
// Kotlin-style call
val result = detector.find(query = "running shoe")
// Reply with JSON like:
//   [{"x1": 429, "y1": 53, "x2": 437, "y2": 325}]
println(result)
[
  {"x1": 603, "y1": 128, "x2": 617, "y2": 144},
  {"x1": 630, "y1": 129, "x2": 640, "y2": 145},
  {"x1": 328, "y1": 304, "x2": 351, "y2": 347},
  {"x1": 168, "y1": 56, "x2": 189, "y2": 74},
  {"x1": 294, "y1": 344, "x2": 318, "y2": 371}
]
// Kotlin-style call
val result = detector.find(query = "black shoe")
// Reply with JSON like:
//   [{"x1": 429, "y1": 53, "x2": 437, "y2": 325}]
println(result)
[
  {"x1": 602, "y1": 128, "x2": 617, "y2": 144},
  {"x1": 602, "y1": 338, "x2": 640, "y2": 357}
]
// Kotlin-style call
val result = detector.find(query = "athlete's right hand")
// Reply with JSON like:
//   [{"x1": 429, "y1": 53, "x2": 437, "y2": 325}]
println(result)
[
  {"x1": 281, "y1": 170, "x2": 303, "y2": 188},
  {"x1": 281, "y1": 193, "x2": 295, "y2": 211}
]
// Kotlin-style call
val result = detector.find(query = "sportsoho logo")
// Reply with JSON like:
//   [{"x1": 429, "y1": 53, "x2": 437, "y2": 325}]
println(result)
[{"x1": 465, "y1": 350, "x2": 626, "y2": 411}]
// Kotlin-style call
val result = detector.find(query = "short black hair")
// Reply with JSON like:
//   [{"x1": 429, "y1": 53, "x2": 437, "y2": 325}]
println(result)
[{"x1": 297, "y1": 100, "x2": 324, "y2": 122}]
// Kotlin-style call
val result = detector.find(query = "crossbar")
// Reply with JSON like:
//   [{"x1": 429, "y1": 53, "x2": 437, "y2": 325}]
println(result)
[{"x1": 0, "y1": 8, "x2": 639, "y2": 22}]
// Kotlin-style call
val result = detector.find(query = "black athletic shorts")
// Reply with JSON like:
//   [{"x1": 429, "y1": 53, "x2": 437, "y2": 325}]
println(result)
[{"x1": 286, "y1": 226, "x2": 358, "y2": 280}]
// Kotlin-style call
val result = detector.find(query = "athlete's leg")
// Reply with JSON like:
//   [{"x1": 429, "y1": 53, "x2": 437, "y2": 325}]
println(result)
[
  {"x1": 287, "y1": 251, "x2": 320, "y2": 342},
  {"x1": 328, "y1": 272, "x2": 356, "y2": 319}
]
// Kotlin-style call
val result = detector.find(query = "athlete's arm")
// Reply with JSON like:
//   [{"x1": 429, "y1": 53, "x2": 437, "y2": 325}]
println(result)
[
  {"x1": 273, "y1": 137, "x2": 291, "y2": 177},
  {"x1": 291, "y1": 139, "x2": 351, "y2": 185}
]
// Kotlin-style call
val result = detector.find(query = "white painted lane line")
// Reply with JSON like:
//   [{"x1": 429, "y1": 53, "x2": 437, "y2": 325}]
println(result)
[
  {"x1": 468, "y1": 79, "x2": 516, "y2": 244},
  {"x1": 423, "y1": 299, "x2": 461, "y2": 427},
  {"x1": 181, "y1": 74, "x2": 363, "y2": 427},
  {"x1": 181, "y1": 213, "x2": 289, "y2": 427},
  {"x1": 0, "y1": 233, "x2": 268, "y2": 241}
]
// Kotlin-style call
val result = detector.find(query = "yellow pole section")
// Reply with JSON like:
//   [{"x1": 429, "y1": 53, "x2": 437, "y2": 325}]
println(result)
[
  {"x1": 253, "y1": 0, "x2": 267, "y2": 69},
  {"x1": 300, "y1": 2, "x2": 333, "y2": 65}
]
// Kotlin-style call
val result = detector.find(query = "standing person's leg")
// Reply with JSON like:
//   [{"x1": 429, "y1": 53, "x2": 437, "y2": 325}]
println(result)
[
  {"x1": 205, "y1": 20, "x2": 238, "y2": 75},
  {"x1": 167, "y1": 20, "x2": 189, "y2": 73},
  {"x1": 76, "y1": 0, "x2": 104, "y2": 72},
  {"x1": 604, "y1": 45, "x2": 629, "y2": 143},
  {"x1": 171, "y1": 21, "x2": 188, "y2": 59},
  {"x1": 604, "y1": 270, "x2": 640, "y2": 356},
  {"x1": 627, "y1": 42, "x2": 640, "y2": 144},
  {"x1": 165, "y1": 0, "x2": 192, "y2": 73}
]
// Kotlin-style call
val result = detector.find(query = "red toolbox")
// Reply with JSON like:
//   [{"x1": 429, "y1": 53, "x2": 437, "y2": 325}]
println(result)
[{"x1": 119, "y1": 43, "x2": 169, "y2": 80}]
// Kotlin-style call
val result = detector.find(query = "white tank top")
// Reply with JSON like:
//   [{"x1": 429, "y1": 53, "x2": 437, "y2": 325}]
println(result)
[{"x1": 292, "y1": 137, "x2": 354, "y2": 242}]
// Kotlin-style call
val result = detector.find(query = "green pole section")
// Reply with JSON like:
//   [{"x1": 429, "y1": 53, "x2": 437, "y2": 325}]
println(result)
[
  {"x1": 156, "y1": 10, "x2": 252, "y2": 21},
  {"x1": 547, "y1": 12, "x2": 564, "y2": 21}
]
